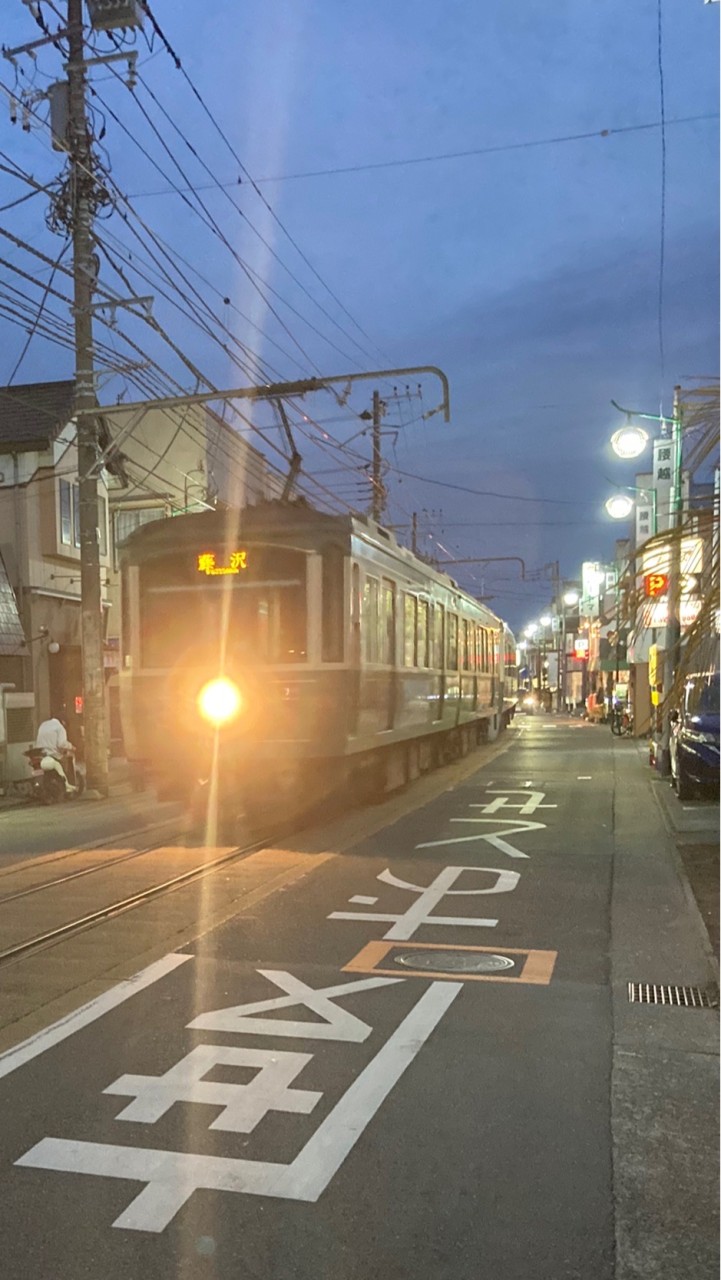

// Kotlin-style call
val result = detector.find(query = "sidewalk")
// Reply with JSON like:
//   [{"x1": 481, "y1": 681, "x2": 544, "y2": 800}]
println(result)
[
  {"x1": 0, "y1": 756, "x2": 135, "y2": 811},
  {"x1": 638, "y1": 739, "x2": 719, "y2": 962},
  {"x1": 611, "y1": 738, "x2": 718, "y2": 1279}
]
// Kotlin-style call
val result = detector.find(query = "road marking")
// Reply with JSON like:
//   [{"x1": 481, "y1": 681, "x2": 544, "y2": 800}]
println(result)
[
  {"x1": 329, "y1": 865, "x2": 520, "y2": 939},
  {"x1": 105, "y1": 1043, "x2": 322, "y2": 1132},
  {"x1": 577, "y1": 776, "x2": 592, "y2": 780},
  {"x1": 470, "y1": 791, "x2": 555, "y2": 815},
  {"x1": 188, "y1": 971, "x2": 402, "y2": 1041},
  {"x1": 0, "y1": 954, "x2": 191, "y2": 1082},
  {"x1": 350, "y1": 894, "x2": 378, "y2": 904},
  {"x1": 344, "y1": 941, "x2": 558, "y2": 985},
  {"x1": 18, "y1": 981, "x2": 460, "y2": 1230},
  {"x1": 422, "y1": 816, "x2": 545, "y2": 854}
]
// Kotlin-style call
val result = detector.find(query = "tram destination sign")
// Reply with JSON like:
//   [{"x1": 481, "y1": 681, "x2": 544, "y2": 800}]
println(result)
[{"x1": 196, "y1": 550, "x2": 248, "y2": 576}]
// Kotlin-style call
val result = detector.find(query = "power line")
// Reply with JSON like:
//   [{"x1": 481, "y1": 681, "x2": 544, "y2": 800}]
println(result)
[
  {"x1": 124, "y1": 63, "x2": 382, "y2": 370},
  {"x1": 127, "y1": 113, "x2": 719, "y2": 195},
  {"x1": 136, "y1": 0, "x2": 387, "y2": 363},
  {"x1": 5, "y1": 237, "x2": 69, "y2": 383},
  {"x1": 656, "y1": 0, "x2": 668, "y2": 413}
]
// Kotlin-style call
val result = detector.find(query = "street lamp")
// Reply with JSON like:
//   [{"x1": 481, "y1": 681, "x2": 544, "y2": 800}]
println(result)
[
  {"x1": 557, "y1": 590, "x2": 579, "y2": 711},
  {"x1": 604, "y1": 486, "x2": 658, "y2": 534},
  {"x1": 611, "y1": 422, "x2": 650, "y2": 459},
  {"x1": 605, "y1": 494, "x2": 635, "y2": 520},
  {"x1": 609, "y1": 392, "x2": 683, "y2": 772}
]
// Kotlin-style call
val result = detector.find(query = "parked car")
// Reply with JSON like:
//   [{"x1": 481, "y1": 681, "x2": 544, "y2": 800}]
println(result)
[{"x1": 669, "y1": 671, "x2": 720, "y2": 800}]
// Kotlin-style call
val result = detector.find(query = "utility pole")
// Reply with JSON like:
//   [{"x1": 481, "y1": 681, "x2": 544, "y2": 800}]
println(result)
[
  {"x1": 411, "y1": 512, "x2": 418, "y2": 554},
  {"x1": 658, "y1": 384, "x2": 683, "y2": 774},
  {"x1": 371, "y1": 390, "x2": 386, "y2": 522},
  {"x1": 68, "y1": 0, "x2": 108, "y2": 795}
]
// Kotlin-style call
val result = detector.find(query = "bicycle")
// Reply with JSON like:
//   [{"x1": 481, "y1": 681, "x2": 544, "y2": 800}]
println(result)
[{"x1": 610, "y1": 707, "x2": 633, "y2": 737}]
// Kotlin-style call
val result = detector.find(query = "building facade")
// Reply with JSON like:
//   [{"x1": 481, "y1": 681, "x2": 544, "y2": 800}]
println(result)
[{"x1": 0, "y1": 381, "x2": 283, "y2": 750}]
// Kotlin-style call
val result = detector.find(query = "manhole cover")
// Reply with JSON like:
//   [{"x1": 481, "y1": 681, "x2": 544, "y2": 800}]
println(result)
[{"x1": 393, "y1": 950, "x2": 516, "y2": 974}]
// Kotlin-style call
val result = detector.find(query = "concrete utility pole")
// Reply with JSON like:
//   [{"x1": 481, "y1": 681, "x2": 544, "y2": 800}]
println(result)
[
  {"x1": 371, "y1": 390, "x2": 385, "y2": 521},
  {"x1": 68, "y1": 0, "x2": 108, "y2": 796},
  {"x1": 658, "y1": 384, "x2": 683, "y2": 774}
]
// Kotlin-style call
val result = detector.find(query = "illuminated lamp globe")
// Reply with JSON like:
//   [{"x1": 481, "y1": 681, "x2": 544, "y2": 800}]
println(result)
[
  {"x1": 610, "y1": 424, "x2": 649, "y2": 460},
  {"x1": 524, "y1": 624, "x2": 538, "y2": 639},
  {"x1": 605, "y1": 494, "x2": 634, "y2": 520},
  {"x1": 47, "y1": 641, "x2": 60, "y2": 654},
  {"x1": 197, "y1": 677, "x2": 243, "y2": 728},
  {"x1": 563, "y1": 590, "x2": 579, "y2": 607},
  {"x1": 539, "y1": 614, "x2": 552, "y2": 626}
]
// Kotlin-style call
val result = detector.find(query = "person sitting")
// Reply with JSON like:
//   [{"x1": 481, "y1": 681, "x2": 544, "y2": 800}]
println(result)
[{"x1": 34, "y1": 715, "x2": 75, "y2": 793}]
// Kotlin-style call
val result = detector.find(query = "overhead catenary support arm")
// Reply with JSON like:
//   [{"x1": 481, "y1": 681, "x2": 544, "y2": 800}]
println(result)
[
  {"x1": 435, "y1": 556, "x2": 526, "y2": 579},
  {"x1": 274, "y1": 399, "x2": 302, "y2": 501},
  {"x1": 73, "y1": 365, "x2": 451, "y2": 424}
]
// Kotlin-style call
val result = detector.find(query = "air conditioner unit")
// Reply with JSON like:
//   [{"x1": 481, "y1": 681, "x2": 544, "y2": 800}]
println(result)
[
  {"x1": 0, "y1": 690, "x2": 35, "y2": 788},
  {"x1": 86, "y1": 0, "x2": 144, "y2": 31}
]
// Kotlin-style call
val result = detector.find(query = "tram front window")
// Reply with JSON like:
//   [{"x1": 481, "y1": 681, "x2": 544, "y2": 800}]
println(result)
[{"x1": 139, "y1": 553, "x2": 307, "y2": 668}]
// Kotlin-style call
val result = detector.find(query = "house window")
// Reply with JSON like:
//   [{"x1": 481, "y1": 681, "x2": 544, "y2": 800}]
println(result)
[
  {"x1": 73, "y1": 486, "x2": 81, "y2": 548},
  {"x1": 59, "y1": 480, "x2": 72, "y2": 545},
  {"x1": 98, "y1": 496, "x2": 108, "y2": 557},
  {"x1": 60, "y1": 481, "x2": 109, "y2": 554}
]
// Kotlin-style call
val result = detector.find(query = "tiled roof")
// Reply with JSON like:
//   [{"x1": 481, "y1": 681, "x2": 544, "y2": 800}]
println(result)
[
  {"x1": 0, "y1": 380, "x2": 76, "y2": 451},
  {"x1": 0, "y1": 552, "x2": 25, "y2": 656}
]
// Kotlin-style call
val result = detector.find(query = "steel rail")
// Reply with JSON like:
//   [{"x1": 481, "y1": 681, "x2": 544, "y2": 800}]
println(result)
[
  {"x1": 0, "y1": 841, "x2": 173, "y2": 906},
  {"x1": 0, "y1": 837, "x2": 267, "y2": 968}
]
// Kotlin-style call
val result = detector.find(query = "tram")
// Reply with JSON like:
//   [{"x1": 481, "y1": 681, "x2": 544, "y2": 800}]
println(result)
[{"x1": 118, "y1": 500, "x2": 518, "y2": 825}]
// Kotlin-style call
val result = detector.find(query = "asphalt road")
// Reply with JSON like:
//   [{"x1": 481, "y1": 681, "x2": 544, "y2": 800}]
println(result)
[{"x1": 0, "y1": 716, "x2": 716, "y2": 1279}]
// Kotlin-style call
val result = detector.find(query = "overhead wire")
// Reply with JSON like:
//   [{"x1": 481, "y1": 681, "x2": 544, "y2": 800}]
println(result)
[
  {"x1": 136, "y1": 0, "x2": 387, "y2": 363},
  {"x1": 5, "y1": 236, "x2": 69, "y2": 383},
  {"x1": 128, "y1": 112, "x2": 719, "y2": 193},
  {"x1": 655, "y1": 0, "x2": 667, "y2": 413},
  {"x1": 123, "y1": 63, "x2": 382, "y2": 369},
  {"x1": 88, "y1": 83, "x2": 333, "y2": 373}
]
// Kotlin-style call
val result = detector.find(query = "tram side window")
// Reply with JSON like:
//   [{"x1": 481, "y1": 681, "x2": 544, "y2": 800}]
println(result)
[
  {"x1": 462, "y1": 619, "x2": 471, "y2": 671},
  {"x1": 474, "y1": 624, "x2": 481, "y2": 672},
  {"x1": 447, "y1": 613, "x2": 458, "y2": 669},
  {"x1": 403, "y1": 594, "x2": 417, "y2": 667},
  {"x1": 382, "y1": 578, "x2": 395, "y2": 665},
  {"x1": 321, "y1": 550, "x2": 344, "y2": 662},
  {"x1": 417, "y1": 600, "x2": 429, "y2": 668},
  {"x1": 363, "y1": 575, "x2": 380, "y2": 663},
  {"x1": 433, "y1": 604, "x2": 444, "y2": 668}
]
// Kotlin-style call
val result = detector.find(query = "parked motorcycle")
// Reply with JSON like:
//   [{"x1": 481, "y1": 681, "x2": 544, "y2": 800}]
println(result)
[{"x1": 23, "y1": 746, "x2": 85, "y2": 804}]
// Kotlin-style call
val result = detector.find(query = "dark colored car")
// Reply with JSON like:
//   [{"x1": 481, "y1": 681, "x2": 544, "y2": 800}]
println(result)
[{"x1": 669, "y1": 671, "x2": 720, "y2": 800}]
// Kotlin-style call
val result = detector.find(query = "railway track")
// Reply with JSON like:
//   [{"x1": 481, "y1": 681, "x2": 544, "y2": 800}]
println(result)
[
  {"x1": 0, "y1": 842, "x2": 176, "y2": 906},
  {"x1": 0, "y1": 837, "x2": 267, "y2": 968}
]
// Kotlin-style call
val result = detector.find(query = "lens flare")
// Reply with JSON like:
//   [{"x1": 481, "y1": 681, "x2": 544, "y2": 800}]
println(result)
[{"x1": 197, "y1": 677, "x2": 243, "y2": 727}]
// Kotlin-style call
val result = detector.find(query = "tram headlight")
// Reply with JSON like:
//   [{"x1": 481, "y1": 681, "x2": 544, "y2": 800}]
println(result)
[{"x1": 197, "y1": 677, "x2": 243, "y2": 727}]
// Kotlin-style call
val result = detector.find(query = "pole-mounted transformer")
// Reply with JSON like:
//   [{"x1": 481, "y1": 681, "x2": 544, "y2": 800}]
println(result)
[{"x1": 85, "y1": 0, "x2": 144, "y2": 31}]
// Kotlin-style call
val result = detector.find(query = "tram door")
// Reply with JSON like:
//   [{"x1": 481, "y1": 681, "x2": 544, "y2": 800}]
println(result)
[
  {"x1": 382, "y1": 578, "x2": 396, "y2": 730},
  {"x1": 434, "y1": 604, "x2": 445, "y2": 721}
]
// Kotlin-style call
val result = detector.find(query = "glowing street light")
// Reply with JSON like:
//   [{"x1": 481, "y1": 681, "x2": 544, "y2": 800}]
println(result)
[
  {"x1": 605, "y1": 494, "x2": 635, "y2": 520},
  {"x1": 563, "y1": 590, "x2": 579, "y2": 607},
  {"x1": 610, "y1": 423, "x2": 649, "y2": 459},
  {"x1": 539, "y1": 614, "x2": 552, "y2": 627}
]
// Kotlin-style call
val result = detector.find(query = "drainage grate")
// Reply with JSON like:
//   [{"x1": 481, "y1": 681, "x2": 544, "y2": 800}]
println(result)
[{"x1": 628, "y1": 982, "x2": 719, "y2": 1009}]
